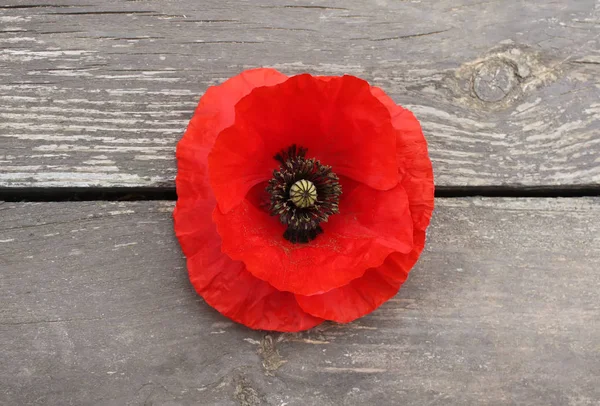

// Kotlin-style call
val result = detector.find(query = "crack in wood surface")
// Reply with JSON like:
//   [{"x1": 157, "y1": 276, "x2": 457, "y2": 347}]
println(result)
[
  {"x1": 371, "y1": 29, "x2": 452, "y2": 41},
  {"x1": 2, "y1": 185, "x2": 600, "y2": 202},
  {"x1": 0, "y1": 4, "x2": 92, "y2": 9}
]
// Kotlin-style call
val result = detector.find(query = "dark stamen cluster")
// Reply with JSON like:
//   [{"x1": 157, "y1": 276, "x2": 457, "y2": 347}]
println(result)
[{"x1": 266, "y1": 145, "x2": 342, "y2": 243}]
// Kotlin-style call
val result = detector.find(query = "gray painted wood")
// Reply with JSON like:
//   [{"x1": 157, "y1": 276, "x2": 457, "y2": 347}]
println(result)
[
  {"x1": 1, "y1": 198, "x2": 599, "y2": 405},
  {"x1": 1, "y1": 0, "x2": 599, "y2": 188}
]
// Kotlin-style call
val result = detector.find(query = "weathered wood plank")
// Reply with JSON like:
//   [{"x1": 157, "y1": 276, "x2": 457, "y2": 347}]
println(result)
[
  {"x1": 0, "y1": 0, "x2": 599, "y2": 188},
  {"x1": 1, "y1": 198, "x2": 599, "y2": 405}
]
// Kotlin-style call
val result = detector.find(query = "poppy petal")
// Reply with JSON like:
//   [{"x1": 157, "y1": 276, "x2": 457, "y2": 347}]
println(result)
[
  {"x1": 175, "y1": 198, "x2": 323, "y2": 332},
  {"x1": 371, "y1": 86, "x2": 435, "y2": 229},
  {"x1": 208, "y1": 74, "x2": 398, "y2": 213},
  {"x1": 295, "y1": 230, "x2": 425, "y2": 322},
  {"x1": 175, "y1": 68, "x2": 323, "y2": 331},
  {"x1": 212, "y1": 180, "x2": 413, "y2": 296},
  {"x1": 326, "y1": 177, "x2": 414, "y2": 254},
  {"x1": 294, "y1": 89, "x2": 434, "y2": 323},
  {"x1": 176, "y1": 68, "x2": 288, "y2": 208}
]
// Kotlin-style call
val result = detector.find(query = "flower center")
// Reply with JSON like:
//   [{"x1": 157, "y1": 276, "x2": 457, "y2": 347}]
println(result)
[
  {"x1": 266, "y1": 145, "x2": 342, "y2": 244},
  {"x1": 289, "y1": 179, "x2": 317, "y2": 208}
]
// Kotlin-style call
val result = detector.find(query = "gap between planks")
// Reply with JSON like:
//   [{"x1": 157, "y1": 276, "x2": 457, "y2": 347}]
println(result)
[{"x1": 1, "y1": 185, "x2": 600, "y2": 202}]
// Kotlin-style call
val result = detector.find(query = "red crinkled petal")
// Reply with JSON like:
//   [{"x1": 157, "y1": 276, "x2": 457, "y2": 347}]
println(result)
[
  {"x1": 371, "y1": 86, "x2": 435, "y2": 230},
  {"x1": 212, "y1": 176, "x2": 413, "y2": 296},
  {"x1": 175, "y1": 199, "x2": 323, "y2": 332},
  {"x1": 295, "y1": 230, "x2": 425, "y2": 322},
  {"x1": 175, "y1": 68, "x2": 323, "y2": 331},
  {"x1": 329, "y1": 177, "x2": 413, "y2": 253},
  {"x1": 208, "y1": 74, "x2": 398, "y2": 213},
  {"x1": 294, "y1": 88, "x2": 434, "y2": 322},
  {"x1": 176, "y1": 68, "x2": 288, "y2": 210}
]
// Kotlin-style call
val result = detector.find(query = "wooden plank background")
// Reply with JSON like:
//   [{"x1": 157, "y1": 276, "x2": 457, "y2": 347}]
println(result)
[
  {"x1": 1, "y1": 198, "x2": 599, "y2": 405},
  {"x1": 1, "y1": 0, "x2": 599, "y2": 188},
  {"x1": 2, "y1": 1, "x2": 600, "y2": 405}
]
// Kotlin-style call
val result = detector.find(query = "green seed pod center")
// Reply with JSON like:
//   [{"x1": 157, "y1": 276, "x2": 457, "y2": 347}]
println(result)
[{"x1": 289, "y1": 179, "x2": 317, "y2": 208}]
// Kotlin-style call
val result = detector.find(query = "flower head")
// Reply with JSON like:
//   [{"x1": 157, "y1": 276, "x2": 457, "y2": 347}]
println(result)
[{"x1": 174, "y1": 68, "x2": 434, "y2": 332}]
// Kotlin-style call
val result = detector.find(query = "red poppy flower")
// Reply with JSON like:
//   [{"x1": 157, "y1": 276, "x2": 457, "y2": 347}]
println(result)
[{"x1": 174, "y1": 68, "x2": 434, "y2": 332}]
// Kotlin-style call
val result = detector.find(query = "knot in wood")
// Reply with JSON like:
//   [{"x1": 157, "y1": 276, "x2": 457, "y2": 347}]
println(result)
[{"x1": 473, "y1": 59, "x2": 517, "y2": 103}]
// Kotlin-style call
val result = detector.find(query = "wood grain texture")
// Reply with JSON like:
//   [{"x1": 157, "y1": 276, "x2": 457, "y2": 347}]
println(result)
[
  {"x1": 1, "y1": 0, "x2": 599, "y2": 188},
  {"x1": 1, "y1": 198, "x2": 599, "y2": 405}
]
